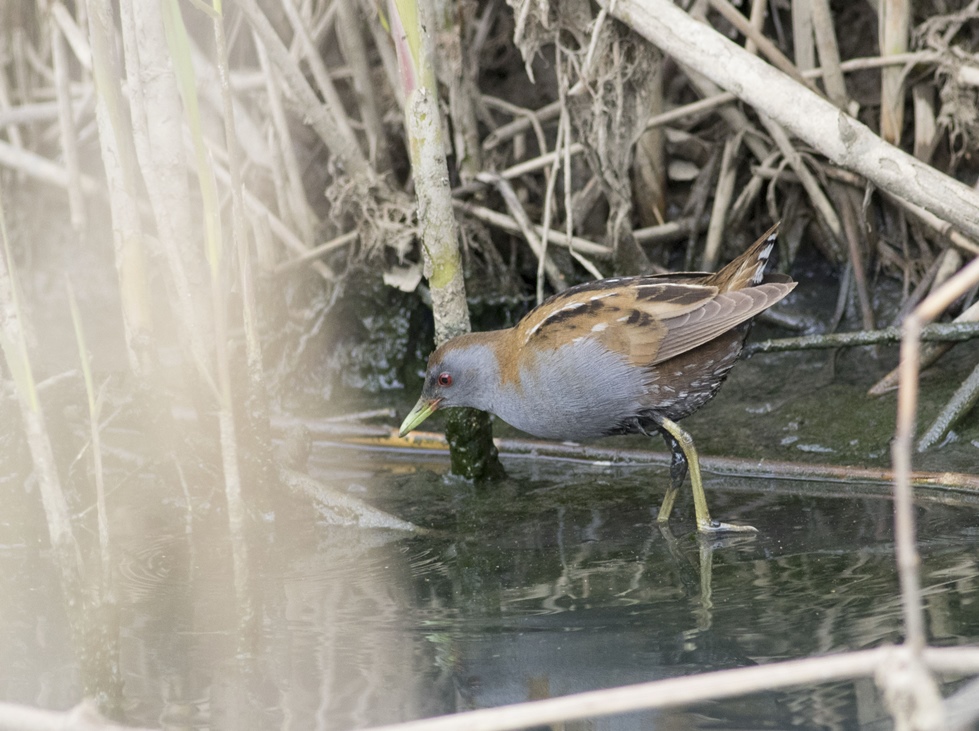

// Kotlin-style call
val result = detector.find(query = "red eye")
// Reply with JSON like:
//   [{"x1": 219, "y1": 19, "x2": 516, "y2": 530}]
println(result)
[{"x1": 437, "y1": 372, "x2": 453, "y2": 387}]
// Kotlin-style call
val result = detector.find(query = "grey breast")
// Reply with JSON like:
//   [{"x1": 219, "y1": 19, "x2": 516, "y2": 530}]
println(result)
[{"x1": 492, "y1": 337, "x2": 646, "y2": 441}]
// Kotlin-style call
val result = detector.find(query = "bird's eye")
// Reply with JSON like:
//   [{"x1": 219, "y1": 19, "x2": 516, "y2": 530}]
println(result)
[{"x1": 437, "y1": 372, "x2": 453, "y2": 387}]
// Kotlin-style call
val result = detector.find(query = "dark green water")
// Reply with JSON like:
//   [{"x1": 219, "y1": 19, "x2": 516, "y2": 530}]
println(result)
[{"x1": 3, "y1": 437, "x2": 977, "y2": 731}]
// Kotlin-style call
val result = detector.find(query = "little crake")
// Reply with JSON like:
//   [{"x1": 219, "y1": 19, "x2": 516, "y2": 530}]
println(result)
[{"x1": 400, "y1": 224, "x2": 796, "y2": 533}]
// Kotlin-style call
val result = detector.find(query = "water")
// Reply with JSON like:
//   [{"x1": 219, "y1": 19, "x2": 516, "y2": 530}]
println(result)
[{"x1": 3, "y1": 439, "x2": 977, "y2": 731}]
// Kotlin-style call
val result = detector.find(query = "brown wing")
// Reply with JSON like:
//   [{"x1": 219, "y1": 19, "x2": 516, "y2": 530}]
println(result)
[
  {"x1": 515, "y1": 280, "x2": 717, "y2": 352},
  {"x1": 514, "y1": 274, "x2": 795, "y2": 369},
  {"x1": 649, "y1": 275, "x2": 795, "y2": 365}
]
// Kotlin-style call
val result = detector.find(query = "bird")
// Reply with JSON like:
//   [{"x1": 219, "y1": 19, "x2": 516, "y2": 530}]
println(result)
[{"x1": 399, "y1": 223, "x2": 796, "y2": 533}]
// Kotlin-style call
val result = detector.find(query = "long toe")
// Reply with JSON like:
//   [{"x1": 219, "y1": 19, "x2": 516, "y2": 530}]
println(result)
[{"x1": 698, "y1": 519, "x2": 758, "y2": 534}]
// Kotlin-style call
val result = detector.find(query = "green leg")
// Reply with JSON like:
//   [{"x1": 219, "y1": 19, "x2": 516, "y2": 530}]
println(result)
[
  {"x1": 655, "y1": 429, "x2": 687, "y2": 524},
  {"x1": 656, "y1": 416, "x2": 757, "y2": 534}
]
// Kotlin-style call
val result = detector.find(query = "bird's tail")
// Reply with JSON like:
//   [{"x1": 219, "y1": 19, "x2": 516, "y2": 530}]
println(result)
[{"x1": 705, "y1": 222, "x2": 780, "y2": 292}]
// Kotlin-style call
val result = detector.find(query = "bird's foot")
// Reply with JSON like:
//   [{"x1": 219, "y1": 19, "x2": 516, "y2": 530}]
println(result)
[{"x1": 697, "y1": 518, "x2": 758, "y2": 534}]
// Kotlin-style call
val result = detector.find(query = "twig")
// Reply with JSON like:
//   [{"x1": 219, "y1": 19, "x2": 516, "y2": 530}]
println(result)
[
  {"x1": 917, "y1": 359, "x2": 979, "y2": 451},
  {"x1": 0, "y1": 130, "x2": 101, "y2": 194},
  {"x1": 879, "y1": 0, "x2": 910, "y2": 144},
  {"x1": 50, "y1": 1, "x2": 93, "y2": 69},
  {"x1": 274, "y1": 231, "x2": 359, "y2": 274},
  {"x1": 744, "y1": 0, "x2": 767, "y2": 56},
  {"x1": 0, "y1": 699, "x2": 155, "y2": 731},
  {"x1": 836, "y1": 185, "x2": 875, "y2": 331},
  {"x1": 708, "y1": 0, "x2": 813, "y2": 90},
  {"x1": 236, "y1": 0, "x2": 371, "y2": 184},
  {"x1": 253, "y1": 35, "x2": 315, "y2": 245},
  {"x1": 759, "y1": 113, "x2": 844, "y2": 245},
  {"x1": 892, "y1": 254, "x2": 979, "y2": 705},
  {"x1": 358, "y1": 647, "x2": 979, "y2": 731},
  {"x1": 210, "y1": 158, "x2": 336, "y2": 281},
  {"x1": 482, "y1": 99, "x2": 561, "y2": 150},
  {"x1": 281, "y1": 0, "x2": 367, "y2": 170},
  {"x1": 792, "y1": 0, "x2": 815, "y2": 70},
  {"x1": 476, "y1": 172, "x2": 566, "y2": 294},
  {"x1": 869, "y1": 300, "x2": 979, "y2": 396},
  {"x1": 453, "y1": 199, "x2": 613, "y2": 258},
  {"x1": 50, "y1": 9, "x2": 85, "y2": 230},
  {"x1": 600, "y1": 0, "x2": 979, "y2": 240},
  {"x1": 0, "y1": 188, "x2": 83, "y2": 593},
  {"x1": 633, "y1": 215, "x2": 705, "y2": 248},
  {"x1": 702, "y1": 132, "x2": 741, "y2": 270},
  {"x1": 747, "y1": 322, "x2": 979, "y2": 355},
  {"x1": 809, "y1": 0, "x2": 849, "y2": 108},
  {"x1": 337, "y1": 0, "x2": 387, "y2": 168},
  {"x1": 374, "y1": 430, "x2": 979, "y2": 491}
]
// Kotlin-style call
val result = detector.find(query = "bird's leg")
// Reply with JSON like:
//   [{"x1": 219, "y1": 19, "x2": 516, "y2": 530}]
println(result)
[
  {"x1": 655, "y1": 416, "x2": 757, "y2": 534},
  {"x1": 654, "y1": 429, "x2": 687, "y2": 524}
]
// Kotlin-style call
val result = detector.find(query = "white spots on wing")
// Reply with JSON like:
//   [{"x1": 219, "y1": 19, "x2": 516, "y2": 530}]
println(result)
[
  {"x1": 617, "y1": 315, "x2": 630, "y2": 322},
  {"x1": 591, "y1": 322, "x2": 608, "y2": 332},
  {"x1": 751, "y1": 234, "x2": 777, "y2": 284},
  {"x1": 525, "y1": 321, "x2": 545, "y2": 340},
  {"x1": 589, "y1": 293, "x2": 615, "y2": 302}
]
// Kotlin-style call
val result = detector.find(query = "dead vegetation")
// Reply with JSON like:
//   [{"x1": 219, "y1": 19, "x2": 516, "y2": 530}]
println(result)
[{"x1": 2, "y1": 0, "x2": 979, "y2": 728}]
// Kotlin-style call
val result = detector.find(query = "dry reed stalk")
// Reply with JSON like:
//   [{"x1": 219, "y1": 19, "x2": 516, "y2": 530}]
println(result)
[
  {"x1": 384, "y1": 427, "x2": 979, "y2": 491},
  {"x1": 118, "y1": 0, "x2": 214, "y2": 394},
  {"x1": 358, "y1": 0, "x2": 403, "y2": 108},
  {"x1": 337, "y1": 0, "x2": 388, "y2": 169},
  {"x1": 744, "y1": 0, "x2": 767, "y2": 55},
  {"x1": 809, "y1": 0, "x2": 849, "y2": 108},
  {"x1": 358, "y1": 646, "x2": 979, "y2": 731},
  {"x1": 237, "y1": 0, "x2": 371, "y2": 184},
  {"x1": 792, "y1": 0, "x2": 816, "y2": 70},
  {"x1": 50, "y1": 9, "x2": 85, "y2": 231},
  {"x1": 534, "y1": 46, "x2": 573, "y2": 303},
  {"x1": 274, "y1": 231, "x2": 359, "y2": 274},
  {"x1": 701, "y1": 132, "x2": 741, "y2": 270},
  {"x1": 681, "y1": 64, "x2": 771, "y2": 163},
  {"x1": 187, "y1": 39, "x2": 271, "y2": 169},
  {"x1": 0, "y1": 137, "x2": 99, "y2": 193},
  {"x1": 918, "y1": 360, "x2": 979, "y2": 451},
  {"x1": 889, "y1": 256, "x2": 979, "y2": 728},
  {"x1": 0, "y1": 190, "x2": 83, "y2": 593},
  {"x1": 253, "y1": 36, "x2": 315, "y2": 246},
  {"x1": 212, "y1": 2, "x2": 270, "y2": 455},
  {"x1": 482, "y1": 98, "x2": 561, "y2": 150},
  {"x1": 66, "y1": 281, "x2": 109, "y2": 589},
  {"x1": 453, "y1": 200, "x2": 612, "y2": 258},
  {"x1": 869, "y1": 300, "x2": 979, "y2": 396},
  {"x1": 387, "y1": 0, "x2": 502, "y2": 478},
  {"x1": 435, "y1": 2, "x2": 482, "y2": 182},
  {"x1": 879, "y1": 0, "x2": 910, "y2": 145},
  {"x1": 835, "y1": 185, "x2": 876, "y2": 331},
  {"x1": 87, "y1": 0, "x2": 156, "y2": 381},
  {"x1": 210, "y1": 160, "x2": 337, "y2": 281},
  {"x1": 602, "y1": 0, "x2": 979, "y2": 241},
  {"x1": 758, "y1": 114, "x2": 844, "y2": 251},
  {"x1": 709, "y1": 0, "x2": 812, "y2": 89},
  {"x1": 912, "y1": 82, "x2": 939, "y2": 162},
  {"x1": 282, "y1": 0, "x2": 367, "y2": 173},
  {"x1": 0, "y1": 47, "x2": 25, "y2": 149},
  {"x1": 475, "y1": 172, "x2": 566, "y2": 295},
  {"x1": 50, "y1": 2, "x2": 91, "y2": 69}
]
